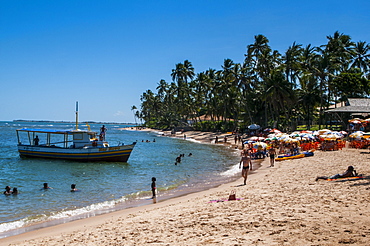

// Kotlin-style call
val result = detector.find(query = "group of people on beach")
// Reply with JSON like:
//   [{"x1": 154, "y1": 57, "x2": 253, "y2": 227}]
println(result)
[
  {"x1": 4, "y1": 183, "x2": 79, "y2": 195},
  {"x1": 239, "y1": 142, "x2": 360, "y2": 185},
  {"x1": 239, "y1": 146, "x2": 278, "y2": 185}
]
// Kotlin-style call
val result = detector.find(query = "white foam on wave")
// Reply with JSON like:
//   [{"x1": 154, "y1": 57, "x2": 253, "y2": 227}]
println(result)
[
  {"x1": 186, "y1": 138, "x2": 200, "y2": 143},
  {"x1": 220, "y1": 162, "x2": 240, "y2": 176},
  {"x1": 0, "y1": 220, "x2": 26, "y2": 234},
  {"x1": 49, "y1": 196, "x2": 129, "y2": 220},
  {"x1": 0, "y1": 196, "x2": 130, "y2": 235}
]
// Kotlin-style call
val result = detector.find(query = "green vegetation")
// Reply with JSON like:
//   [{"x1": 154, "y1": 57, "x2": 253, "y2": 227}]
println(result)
[{"x1": 134, "y1": 31, "x2": 370, "y2": 132}]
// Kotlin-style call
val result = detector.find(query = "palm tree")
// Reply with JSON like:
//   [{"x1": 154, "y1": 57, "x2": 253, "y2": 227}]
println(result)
[
  {"x1": 262, "y1": 68, "x2": 294, "y2": 128},
  {"x1": 296, "y1": 74, "x2": 321, "y2": 129},
  {"x1": 283, "y1": 42, "x2": 303, "y2": 85},
  {"x1": 131, "y1": 105, "x2": 137, "y2": 126},
  {"x1": 324, "y1": 31, "x2": 353, "y2": 71},
  {"x1": 350, "y1": 41, "x2": 370, "y2": 73},
  {"x1": 171, "y1": 60, "x2": 195, "y2": 99},
  {"x1": 156, "y1": 79, "x2": 169, "y2": 100},
  {"x1": 170, "y1": 60, "x2": 195, "y2": 124}
]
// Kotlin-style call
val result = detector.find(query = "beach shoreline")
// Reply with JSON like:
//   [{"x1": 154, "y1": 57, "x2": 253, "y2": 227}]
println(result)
[
  {"x1": 0, "y1": 129, "x2": 246, "y2": 241},
  {"x1": 2, "y1": 130, "x2": 370, "y2": 245}
]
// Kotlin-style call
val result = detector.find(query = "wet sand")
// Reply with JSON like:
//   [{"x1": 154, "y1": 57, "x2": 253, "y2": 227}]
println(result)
[{"x1": 2, "y1": 130, "x2": 370, "y2": 245}]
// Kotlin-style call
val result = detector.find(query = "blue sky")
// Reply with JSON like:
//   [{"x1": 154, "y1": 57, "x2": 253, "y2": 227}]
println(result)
[{"x1": 1, "y1": 0, "x2": 369, "y2": 123}]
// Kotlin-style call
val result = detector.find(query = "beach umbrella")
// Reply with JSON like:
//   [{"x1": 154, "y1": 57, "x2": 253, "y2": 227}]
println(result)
[
  {"x1": 265, "y1": 137, "x2": 277, "y2": 141},
  {"x1": 301, "y1": 134, "x2": 314, "y2": 140},
  {"x1": 269, "y1": 128, "x2": 281, "y2": 133},
  {"x1": 318, "y1": 129, "x2": 331, "y2": 135},
  {"x1": 332, "y1": 131, "x2": 344, "y2": 137},
  {"x1": 277, "y1": 134, "x2": 290, "y2": 140},
  {"x1": 284, "y1": 138, "x2": 298, "y2": 143},
  {"x1": 248, "y1": 124, "x2": 260, "y2": 130},
  {"x1": 323, "y1": 134, "x2": 341, "y2": 140},
  {"x1": 349, "y1": 131, "x2": 364, "y2": 138},
  {"x1": 349, "y1": 118, "x2": 362, "y2": 124},
  {"x1": 300, "y1": 130, "x2": 312, "y2": 134},
  {"x1": 249, "y1": 136, "x2": 265, "y2": 141},
  {"x1": 253, "y1": 142, "x2": 267, "y2": 149}
]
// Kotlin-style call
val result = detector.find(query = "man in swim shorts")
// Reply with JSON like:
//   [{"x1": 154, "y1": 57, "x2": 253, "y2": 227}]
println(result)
[
  {"x1": 268, "y1": 147, "x2": 276, "y2": 167},
  {"x1": 239, "y1": 151, "x2": 252, "y2": 185}
]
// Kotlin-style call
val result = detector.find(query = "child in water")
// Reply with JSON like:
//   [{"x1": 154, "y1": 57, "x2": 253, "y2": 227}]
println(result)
[{"x1": 151, "y1": 177, "x2": 156, "y2": 198}]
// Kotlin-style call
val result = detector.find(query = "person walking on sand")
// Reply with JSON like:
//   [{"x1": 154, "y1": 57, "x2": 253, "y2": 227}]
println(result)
[
  {"x1": 239, "y1": 152, "x2": 252, "y2": 185},
  {"x1": 268, "y1": 146, "x2": 277, "y2": 167}
]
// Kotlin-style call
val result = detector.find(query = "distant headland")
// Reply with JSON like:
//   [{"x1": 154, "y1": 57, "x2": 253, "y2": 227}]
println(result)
[{"x1": 12, "y1": 120, "x2": 136, "y2": 125}]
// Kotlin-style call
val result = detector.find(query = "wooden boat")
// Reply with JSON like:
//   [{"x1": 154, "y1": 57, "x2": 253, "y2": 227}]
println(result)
[
  {"x1": 16, "y1": 102, "x2": 136, "y2": 162},
  {"x1": 16, "y1": 128, "x2": 136, "y2": 162}
]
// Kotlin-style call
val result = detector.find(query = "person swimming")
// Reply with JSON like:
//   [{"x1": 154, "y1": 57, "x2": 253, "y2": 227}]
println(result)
[
  {"x1": 4, "y1": 186, "x2": 12, "y2": 195},
  {"x1": 12, "y1": 187, "x2": 18, "y2": 195},
  {"x1": 70, "y1": 184, "x2": 79, "y2": 192},
  {"x1": 42, "y1": 183, "x2": 52, "y2": 189}
]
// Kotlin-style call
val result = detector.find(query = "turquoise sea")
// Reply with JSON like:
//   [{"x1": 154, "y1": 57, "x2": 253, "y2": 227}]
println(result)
[{"x1": 0, "y1": 121, "x2": 241, "y2": 238}]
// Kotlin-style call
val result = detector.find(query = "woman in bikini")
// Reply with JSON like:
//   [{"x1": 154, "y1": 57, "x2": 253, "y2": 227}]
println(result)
[
  {"x1": 315, "y1": 166, "x2": 358, "y2": 181},
  {"x1": 239, "y1": 151, "x2": 252, "y2": 185}
]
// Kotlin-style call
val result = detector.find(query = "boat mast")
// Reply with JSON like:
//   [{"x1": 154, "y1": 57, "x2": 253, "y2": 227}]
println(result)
[{"x1": 75, "y1": 101, "x2": 79, "y2": 130}]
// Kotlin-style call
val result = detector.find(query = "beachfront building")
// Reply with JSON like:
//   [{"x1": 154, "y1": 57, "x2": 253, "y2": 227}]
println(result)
[{"x1": 325, "y1": 98, "x2": 370, "y2": 131}]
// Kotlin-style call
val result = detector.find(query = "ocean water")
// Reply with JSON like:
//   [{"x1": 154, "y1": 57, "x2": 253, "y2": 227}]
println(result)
[{"x1": 0, "y1": 121, "x2": 240, "y2": 237}]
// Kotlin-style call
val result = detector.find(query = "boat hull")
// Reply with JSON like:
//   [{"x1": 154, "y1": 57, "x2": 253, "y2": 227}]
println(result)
[{"x1": 18, "y1": 144, "x2": 136, "y2": 162}]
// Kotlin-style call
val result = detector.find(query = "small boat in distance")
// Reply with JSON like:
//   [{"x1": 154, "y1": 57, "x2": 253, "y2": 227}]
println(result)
[{"x1": 16, "y1": 102, "x2": 136, "y2": 162}]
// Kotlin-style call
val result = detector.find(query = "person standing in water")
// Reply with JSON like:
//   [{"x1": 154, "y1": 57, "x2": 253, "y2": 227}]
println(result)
[
  {"x1": 239, "y1": 151, "x2": 252, "y2": 185},
  {"x1": 151, "y1": 177, "x2": 156, "y2": 198}
]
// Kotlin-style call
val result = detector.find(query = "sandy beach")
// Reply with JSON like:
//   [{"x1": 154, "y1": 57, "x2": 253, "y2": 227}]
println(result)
[{"x1": 2, "y1": 130, "x2": 370, "y2": 245}]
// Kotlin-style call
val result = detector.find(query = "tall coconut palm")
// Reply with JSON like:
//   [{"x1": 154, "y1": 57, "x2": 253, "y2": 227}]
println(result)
[
  {"x1": 262, "y1": 68, "x2": 294, "y2": 127},
  {"x1": 131, "y1": 105, "x2": 137, "y2": 126},
  {"x1": 324, "y1": 31, "x2": 353, "y2": 71},
  {"x1": 171, "y1": 60, "x2": 195, "y2": 99},
  {"x1": 156, "y1": 79, "x2": 169, "y2": 100},
  {"x1": 283, "y1": 42, "x2": 303, "y2": 86},
  {"x1": 171, "y1": 60, "x2": 195, "y2": 123},
  {"x1": 296, "y1": 74, "x2": 321, "y2": 129},
  {"x1": 350, "y1": 41, "x2": 370, "y2": 73}
]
